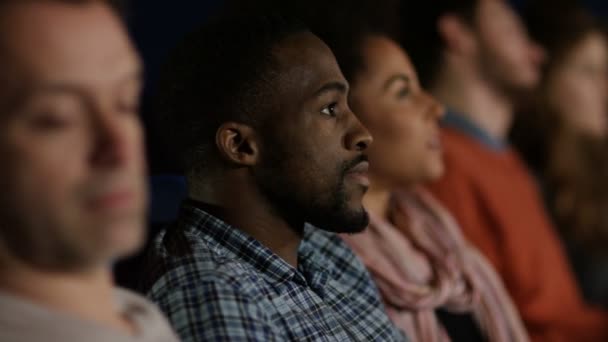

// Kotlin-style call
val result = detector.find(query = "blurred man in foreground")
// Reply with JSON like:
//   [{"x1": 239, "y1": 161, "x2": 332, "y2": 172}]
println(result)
[{"x1": 0, "y1": 1, "x2": 178, "y2": 340}]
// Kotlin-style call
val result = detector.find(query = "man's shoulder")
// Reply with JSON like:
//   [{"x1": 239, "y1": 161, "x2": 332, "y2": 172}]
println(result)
[
  {"x1": 441, "y1": 128, "x2": 492, "y2": 166},
  {"x1": 114, "y1": 288, "x2": 180, "y2": 341},
  {"x1": 305, "y1": 228, "x2": 407, "y2": 341},
  {"x1": 0, "y1": 288, "x2": 179, "y2": 342},
  {"x1": 435, "y1": 131, "x2": 513, "y2": 194},
  {"x1": 147, "y1": 228, "x2": 267, "y2": 300}
]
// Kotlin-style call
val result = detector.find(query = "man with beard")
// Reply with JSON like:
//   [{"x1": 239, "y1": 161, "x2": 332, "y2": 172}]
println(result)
[
  {"x1": 401, "y1": 0, "x2": 608, "y2": 340},
  {"x1": 142, "y1": 11, "x2": 406, "y2": 342},
  {"x1": 0, "y1": 0, "x2": 178, "y2": 341}
]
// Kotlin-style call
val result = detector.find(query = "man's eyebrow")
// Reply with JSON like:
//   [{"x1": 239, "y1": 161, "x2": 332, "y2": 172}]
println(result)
[
  {"x1": 3, "y1": 69, "x2": 143, "y2": 113},
  {"x1": 26, "y1": 69, "x2": 143, "y2": 96},
  {"x1": 313, "y1": 81, "x2": 349, "y2": 97},
  {"x1": 0, "y1": 83, "x2": 84, "y2": 116},
  {"x1": 383, "y1": 74, "x2": 410, "y2": 92}
]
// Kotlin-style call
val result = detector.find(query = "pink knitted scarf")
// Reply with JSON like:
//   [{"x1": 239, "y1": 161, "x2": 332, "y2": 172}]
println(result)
[{"x1": 342, "y1": 188, "x2": 528, "y2": 342}]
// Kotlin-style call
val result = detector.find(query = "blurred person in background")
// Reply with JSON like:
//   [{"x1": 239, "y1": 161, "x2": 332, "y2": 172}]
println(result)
[
  {"x1": 512, "y1": 0, "x2": 608, "y2": 308},
  {"x1": 401, "y1": 0, "x2": 608, "y2": 340},
  {"x1": 286, "y1": 0, "x2": 529, "y2": 340},
  {"x1": 0, "y1": 0, "x2": 178, "y2": 341}
]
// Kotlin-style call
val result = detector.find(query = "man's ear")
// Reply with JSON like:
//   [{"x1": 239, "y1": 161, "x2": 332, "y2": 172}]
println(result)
[
  {"x1": 215, "y1": 122, "x2": 260, "y2": 166},
  {"x1": 437, "y1": 14, "x2": 477, "y2": 56}
]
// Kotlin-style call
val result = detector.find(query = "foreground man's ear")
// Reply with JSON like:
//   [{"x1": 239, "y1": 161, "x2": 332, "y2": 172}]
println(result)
[{"x1": 215, "y1": 122, "x2": 260, "y2": 166}]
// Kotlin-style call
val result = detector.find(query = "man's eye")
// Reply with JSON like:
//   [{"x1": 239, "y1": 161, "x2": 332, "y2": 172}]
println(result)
[
  {"x1": 321, "y1": 103, "x2": 338, "y2": 117},
  {"x1": 117, "y1": 102, "x2": 140, "y2": 116},
  {"x1": 397, "y1": 87, "x2": 411, "y2": 99},
  {"x1": 31, "y1": 114, "x2": 74, "y2": 131}
]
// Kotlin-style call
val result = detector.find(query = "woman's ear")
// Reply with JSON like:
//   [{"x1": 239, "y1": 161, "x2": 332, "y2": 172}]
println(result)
[{"x1": 215, "y1": 122, "x2": 260, "y2": 166}]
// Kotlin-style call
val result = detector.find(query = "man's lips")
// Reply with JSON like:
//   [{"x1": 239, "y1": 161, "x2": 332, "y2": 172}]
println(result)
[
  {"x1": 345, "y1": 161, "x2": 370, "y2": 187},
  {"x1": 87, "y1": 189, "x2": 136, "y2": 212}
]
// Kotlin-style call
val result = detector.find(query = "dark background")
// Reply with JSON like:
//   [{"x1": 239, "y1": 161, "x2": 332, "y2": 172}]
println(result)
[
  {"x1": 113, "y1": 0, "x2": 608, "y2": 288},
  {"x1": 124, "y1": 0, "x2": 608, "y2": 173}
]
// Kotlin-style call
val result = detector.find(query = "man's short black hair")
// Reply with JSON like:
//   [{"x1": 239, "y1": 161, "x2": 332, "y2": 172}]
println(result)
[
  {"x1": 156, "y1": 11, "x2": 309, "y2": 175},
  {"x1": 399, "y1": 0, "x2": 479, "y2": 88},
  {"x1": 248, "y1": 0, "x2": 399, "y2": 87}
]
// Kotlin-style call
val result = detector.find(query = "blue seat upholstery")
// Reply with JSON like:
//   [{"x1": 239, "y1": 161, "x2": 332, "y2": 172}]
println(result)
[
  {"x1": 114, "y1": 174, "x2": 187, "y2": 291},
  {"x1": 149, "y1": 175, "x2": 187, "y2": 224}
]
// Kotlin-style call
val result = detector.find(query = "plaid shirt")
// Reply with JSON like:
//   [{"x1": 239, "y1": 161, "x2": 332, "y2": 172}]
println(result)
[{"x1": 145, "y1": 200, "x2": 407, "y2": 341}]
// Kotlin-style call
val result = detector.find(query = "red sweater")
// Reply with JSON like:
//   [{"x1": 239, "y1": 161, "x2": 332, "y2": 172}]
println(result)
[{"x1": 428, "y1": 127, "x2": 608, "y2": 341}]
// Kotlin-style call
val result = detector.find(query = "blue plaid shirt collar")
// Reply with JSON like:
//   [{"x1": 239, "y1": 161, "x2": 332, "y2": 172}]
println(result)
[{"x1": 177, "y1": 200, "x2": 334, "y2": 289}]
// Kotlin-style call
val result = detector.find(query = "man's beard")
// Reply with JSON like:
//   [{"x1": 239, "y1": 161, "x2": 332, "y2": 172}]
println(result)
[
  {"x1": 254, "y1": 152, "x2": 369, "y2": 235},
  {"x1": 0, "y1": 203, "x2": 143, "y2": 273}
]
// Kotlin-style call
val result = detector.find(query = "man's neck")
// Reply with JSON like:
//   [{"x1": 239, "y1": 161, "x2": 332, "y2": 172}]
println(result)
[
  {"x1": 0, "y1": 263, "x2": 135, "y2": 334},
  {"x1": 189, "y1": 173, "x2": 303, "y2": 268},
  {"x1": 432, "y1": 67, "x2": 514, "y2": 141}
]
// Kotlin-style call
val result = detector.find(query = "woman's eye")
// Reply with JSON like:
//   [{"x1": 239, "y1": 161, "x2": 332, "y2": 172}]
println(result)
[{"x1": 321, "y1": 103, "x2": 338, "y2": 117}]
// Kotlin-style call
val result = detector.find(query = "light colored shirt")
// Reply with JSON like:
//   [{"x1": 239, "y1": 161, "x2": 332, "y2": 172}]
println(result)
[{"x1": 0, "y1": 288, "x2": 179, "y2": 342}]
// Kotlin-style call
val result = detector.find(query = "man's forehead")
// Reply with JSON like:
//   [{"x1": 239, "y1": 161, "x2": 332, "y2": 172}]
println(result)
[
  {"x1": 274, "y1": 32, "x2": 335, "y2": 68},
  {"x1": 0, "y1": 1, "x2": 138, "y2": 88},
  {"x1": 272, "y1": 32, "x2": 346, "y2": 97}
]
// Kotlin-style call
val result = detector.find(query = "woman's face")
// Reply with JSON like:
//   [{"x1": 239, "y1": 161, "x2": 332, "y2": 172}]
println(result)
[
  {"x1": 349, "y1": 35, "x2": 444, "y2": 187},
  {"x1": 546, "y1": 32, "x2": 608, "y2": 139}
]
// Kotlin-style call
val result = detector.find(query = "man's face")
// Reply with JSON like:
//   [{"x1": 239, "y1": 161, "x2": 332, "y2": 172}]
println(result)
[
  {"x1": 473, "y1": 0, "x2": 544, "y2": 95},
  {"x1": 254, "y1": 32, "x2": 373, "y2": 234},
  {"x1": 0, "y1": 1, "x2": 146, "y2": 271}
]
